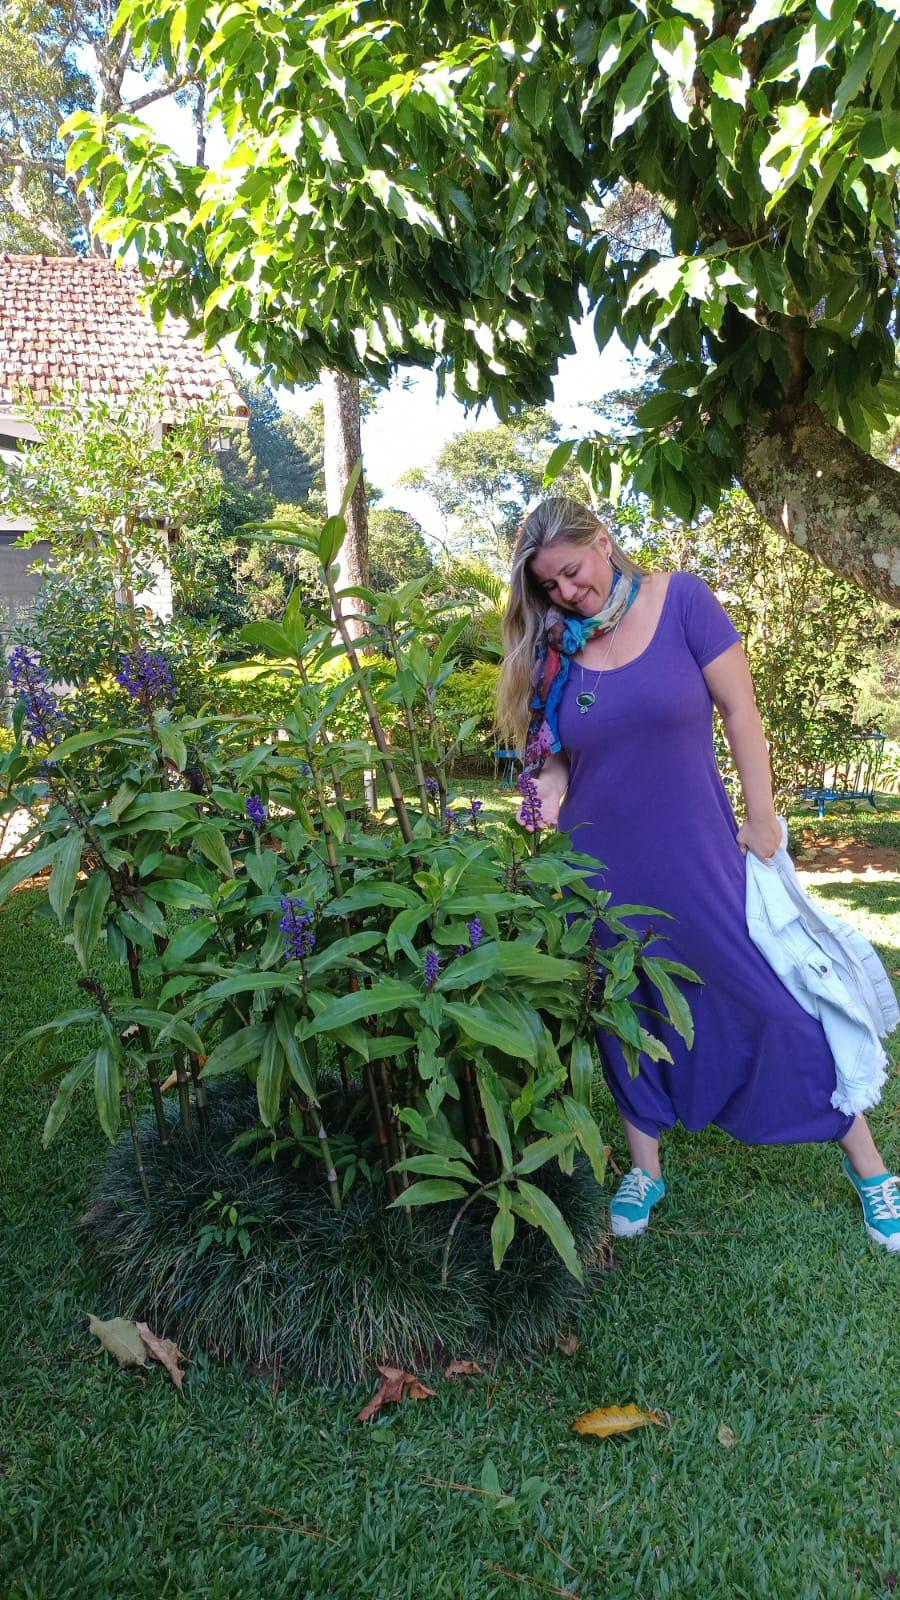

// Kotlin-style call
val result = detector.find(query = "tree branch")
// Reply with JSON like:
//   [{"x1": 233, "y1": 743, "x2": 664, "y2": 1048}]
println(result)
[
  {"x1": 741, "y1": 403, "x2": 900, "y2": 607},
  {"x1": 126, "y1": 73, "x2": 197, "y2": 115}
]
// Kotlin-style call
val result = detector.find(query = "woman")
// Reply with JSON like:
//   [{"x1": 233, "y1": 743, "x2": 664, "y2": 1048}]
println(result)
[{"x1": 497, "y1": 496, "x2": 899, "y2": 1250}]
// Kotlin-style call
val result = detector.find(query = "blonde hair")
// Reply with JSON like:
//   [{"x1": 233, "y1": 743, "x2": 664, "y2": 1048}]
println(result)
[{"x1": 495, "y1": 497, "x2": 645, "y2": 748}]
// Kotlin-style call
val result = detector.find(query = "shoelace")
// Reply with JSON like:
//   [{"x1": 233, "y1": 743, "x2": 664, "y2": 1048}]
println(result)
[
  {"x1": 866, "y1": 1175, "x2": 900, "y2": 1223},
  {"x1": 618, "y1": 1168, "x2": 655, "y2": 1205}
]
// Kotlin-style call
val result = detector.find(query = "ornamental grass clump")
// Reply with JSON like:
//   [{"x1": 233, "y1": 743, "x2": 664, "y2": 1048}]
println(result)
[{"x1": 0, "y1": 494, "x2": 699, "y2": 1369}]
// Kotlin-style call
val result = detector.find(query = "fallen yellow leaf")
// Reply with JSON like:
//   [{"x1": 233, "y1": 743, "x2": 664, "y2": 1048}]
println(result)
[
  {"x1": 573, "y1": 1403, "x2": 664, "y2": 1439},
  {"x1": 716, "y1": 1421, "x2": 737, "y2": 1447}
]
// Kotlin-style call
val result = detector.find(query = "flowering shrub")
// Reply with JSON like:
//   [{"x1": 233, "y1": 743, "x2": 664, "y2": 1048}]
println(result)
[{"x1": 0, "y1": 508, "x2": 698, "y2": 1279}]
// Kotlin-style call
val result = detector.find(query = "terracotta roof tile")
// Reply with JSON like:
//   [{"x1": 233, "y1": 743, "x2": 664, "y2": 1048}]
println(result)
[{"x1": 0, "y1": 254, "x2": 248, "y2": 419}]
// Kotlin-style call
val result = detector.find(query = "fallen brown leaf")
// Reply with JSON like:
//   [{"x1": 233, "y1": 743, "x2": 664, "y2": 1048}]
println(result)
[
  {"x1": 136, "y1": 1321, "x2": 187, "y2": 1390},
  {"x1": 87, "y1": 1314, "x2": 149, "y2": 1370},
  {"x1": 357, "y1": 1364, "x2": 436, "y2": 1422},
  {"x1": 716, "y1": 1421, "x2": 737, "y2": 1447},
  {"x1": 555, "y1": 1333, "x2": 579, "y2": 1356},
  {"x1": 572, "y1": 1403, "x2": 665, "y2": 1439},
  {"x1": 445, "y1": 1360, "x2": 484, "y2": 1379},
  {"x1": 160, "y1": 1070, "x2": 178, "y2": 1092}
]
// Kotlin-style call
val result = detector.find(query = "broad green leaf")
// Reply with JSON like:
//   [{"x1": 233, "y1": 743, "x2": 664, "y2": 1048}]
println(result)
[
  {"x1": 0, "y1": 842, "x2": 62, "y2": 909},
  {"x1": 388, "y1": 1179, "x2": 467, "y2": 1207},
  {"x1": 143, "y1": 879, "x2": 213, "y2": 911},
  {"x1": 394, "y1": 1154, "x2": 475, "y2": 1181},
  {"x1": 162, "y1": 917, "x2": 217, "y2": 967},
  {"x1": 643, "y1": 955, "x2": 696, "y2": 1045},
  {"x1": 569, "y1": 1037, "x2": 595, "y2": 1106},
  {"x1": 49, "y1": 830, "x2": 84, "y2": 922},
  {"x1": 611, "y1": 53, "x2": 657, "y2": 141},
  {"x1": 513, "y1": 1133, "x2": 574, "y2": 1175},
  {"x1": 442, "y1": 1001, "x2": 535, "y2": 1060},
  {"x1": 479, "y1": 1071, "x2": 514, "y2": 1172},
  {"x1": 519, "y1": 74, "x2": 551, "y2": 130},
  {"x1": 303, "y1": 932, "x2": 384, "y2": 977},
  {"x1": 274, "y1": 1002, "x2": 317, "y2": 1101},
  {"x1": 299, "y1": 980, "x2": 421, "y2": 1035},
  {"x1": 491, "y1": 1186, "x2": 516, "y2": 1270},
  {"x1": 437, "y1": 942, "x2": 580, "y2": 991},
  {"x1": 153, "y1": 714, "x2": 187, "y2": 771},
  {"x1": 257, "y1": 1029, "x2": 285, "y2": 1128},
  {"x1": 201, "y1": 1022, "x2": 269, "y2": 1078},
  {"x1": 72, "y1": 869, "x2": 110, "y2": 969},
  {"x1": 319, "y1": 514, "x2": 347, "y2": 568},
  {"x1": 386, "y1": 903, "x2": 433, "y2": 960},
  {"x1": 512, "y1": 1180, "x2": 583, "y2": 1282},
  {"x1": 239, "y1": 620, "x2": 295, "y2": 657},
  {"x1": 563, "y1": 1097, "x2": 608, "y2": 1184},
  {"x1": 42, "y1": 1053, "x2": 94, "y2": 1146},
  {"x1": 192, "y1": 824, "x2": 233, "y2": 876},
  {"x1": 93, "y1": 1041, "x2": 121, "y2": 1142}
]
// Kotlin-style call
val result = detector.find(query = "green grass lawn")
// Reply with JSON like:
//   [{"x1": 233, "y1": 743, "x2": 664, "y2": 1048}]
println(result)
[{"x1": 1, "y1": 811, "x2": 899, "y2": 1600}]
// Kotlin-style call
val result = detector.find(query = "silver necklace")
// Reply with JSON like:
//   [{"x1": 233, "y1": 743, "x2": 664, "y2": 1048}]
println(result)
[{"x1": 575, "y1": 614, "x2": 624, "y2": 714}]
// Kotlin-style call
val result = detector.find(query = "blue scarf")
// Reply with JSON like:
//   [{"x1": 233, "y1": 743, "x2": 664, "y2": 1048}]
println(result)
[{"x1": 526, "y1": 571, "x2": 641, "y2": 766}]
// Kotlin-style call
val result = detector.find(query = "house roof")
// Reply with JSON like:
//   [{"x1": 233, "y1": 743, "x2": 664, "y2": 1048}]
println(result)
[{"x1": 0, "y1": 254, "x2": 248, "y2": 421}]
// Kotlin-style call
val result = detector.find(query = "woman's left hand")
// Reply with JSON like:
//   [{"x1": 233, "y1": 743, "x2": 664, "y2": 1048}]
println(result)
[{"x1": 737, "y1": 815, "x2": 782, "y2": 864}]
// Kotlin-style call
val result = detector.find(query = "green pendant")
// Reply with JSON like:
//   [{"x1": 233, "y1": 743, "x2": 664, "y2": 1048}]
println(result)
[{"x1": 576, "y1": 691, "x2": 595, "y2": 714}]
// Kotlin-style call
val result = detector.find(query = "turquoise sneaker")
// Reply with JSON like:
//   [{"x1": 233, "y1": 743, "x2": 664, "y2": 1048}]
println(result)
[
  {"x1": 610, "y1": 1167, "x2": 667, "y2": 1238},
  {"x1": 843, "y1": 1157, "x2": 900, "y2": 1253}
]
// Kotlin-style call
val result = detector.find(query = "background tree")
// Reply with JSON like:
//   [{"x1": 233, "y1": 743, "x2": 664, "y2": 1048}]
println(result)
[
  {"x1": 402, "y1": 408, "x2": 586, "y2": 569},
  {"x1": 76, "y1": 0, "x2": 900, "y2": 603},
  {"x1": 217, "y1": 374, "x2": 315, "y2": 504},
  {"x1": 368, "y1": 508, "x2": 434, "y2": 592},
  {"x1": 0, "y1": 0, "x2": 195, "y2": 255}
]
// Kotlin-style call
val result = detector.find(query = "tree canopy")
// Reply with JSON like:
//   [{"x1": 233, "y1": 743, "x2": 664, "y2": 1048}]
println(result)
[{"x1": 71, "y1": 0, "x2": 900, "y2": 602}]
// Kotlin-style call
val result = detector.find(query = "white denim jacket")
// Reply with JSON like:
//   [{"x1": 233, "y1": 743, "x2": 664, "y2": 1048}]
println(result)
[{"x1": 745, "y1": 819, "x2": 898, "y2": 1117}]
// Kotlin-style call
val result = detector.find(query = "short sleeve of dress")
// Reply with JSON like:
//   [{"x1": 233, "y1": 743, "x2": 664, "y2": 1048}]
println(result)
[{"x1": 679, "y1": 573, "x2": 741, "y2": 668}]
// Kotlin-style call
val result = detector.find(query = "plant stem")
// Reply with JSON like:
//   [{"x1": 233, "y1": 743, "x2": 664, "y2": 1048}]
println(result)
[
  {"x1": 364, "y1": 1063, "x2": 397, "y2": 1201},
  {"x1": 442, "y1": 1183, "x2": 496, "y2": 1286},
  {"x1": 126, "y1": 939, "x2": 169, "y2": 1145},
  {"x1": 305, "y1": 1097, "x2": 342, "y2": 1213},
  {"x1": 175, "y1": 1053, "x2": 193, "y2": 1136},
  {"x1": 386, "y1": 624, "x2": 431, "y2": 817},
  {"x1": 323, "y1": 571, "x2": 414, "y2": 843},
  {"x1": 190, "y1": 1053, "x2": 209, "y2": 1132},
  {"x1": 124, "y1": 1086, "x2": 151, "y2": 1208}
]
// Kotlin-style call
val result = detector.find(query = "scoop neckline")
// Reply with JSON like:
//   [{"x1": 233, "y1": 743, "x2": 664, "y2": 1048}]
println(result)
[{"x1": 573, "y1": 571, "x2": 676, "y2": 677}]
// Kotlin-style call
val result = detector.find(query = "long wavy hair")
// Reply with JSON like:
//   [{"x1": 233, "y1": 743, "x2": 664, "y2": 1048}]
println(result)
[{"x1": 495, "y1": 497, "x2": 645, "y2": 748}]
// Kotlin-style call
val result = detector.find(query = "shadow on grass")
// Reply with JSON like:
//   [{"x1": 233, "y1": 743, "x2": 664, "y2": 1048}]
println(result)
[{"x1": 813, "y1": 880, "x2": 900, "y2": 918}]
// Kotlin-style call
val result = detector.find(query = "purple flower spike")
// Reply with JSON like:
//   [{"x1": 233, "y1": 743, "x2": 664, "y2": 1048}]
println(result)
[
  {"x1": 444, "y1": 806, "x2": 458, "y2": 830},
  {"x1": 466, "y1": 916, "x2": 483, "y2": 949},
  {"x1": 517, "y1": 770, "x2": 544, "y2": 832},
  {"x1": 116, "y1": 646, "x2": 175, "y2": 709},
  {"x1": 245, "y1": 795, "x2": 267, "y2": 830},
  {"x1": 8, "y1": 645, "x2": 68, "y2": 746},
  {"x1": 423, "y1": 946, "x2": 441, "y2": 990},
  {"x1": 424, "y1": 776, "x2": 439, "y2": 798},
  {"x1": 468, "y1": 797, "x2": 483, "y2": 816},
  {"x1": 279, "y1": 894, "x2": 317, "y2": 961}
]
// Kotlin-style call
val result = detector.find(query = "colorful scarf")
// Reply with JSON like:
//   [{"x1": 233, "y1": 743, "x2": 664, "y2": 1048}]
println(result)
[{"x1": 525, "y1": 569, "x2": 641, "y2": 767}]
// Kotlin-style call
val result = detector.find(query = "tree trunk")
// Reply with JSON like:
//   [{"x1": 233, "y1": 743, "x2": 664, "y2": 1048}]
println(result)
[
  {"x1": 741, "y1": 403, "x2": 900, "y2": 608},
  {"x1": 322, "y1": 368, "x2": 369, "y2": 634}
]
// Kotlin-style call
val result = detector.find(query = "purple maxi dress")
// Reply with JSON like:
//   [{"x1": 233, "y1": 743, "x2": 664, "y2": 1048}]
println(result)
[{"x1": 556, "y1": 572, "x2": 853, "y2": 1145}]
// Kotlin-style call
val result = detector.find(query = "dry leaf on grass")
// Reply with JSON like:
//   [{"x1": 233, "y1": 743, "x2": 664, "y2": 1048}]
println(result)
[
  {"x1": 716, "y1": 1421, "x2": 737, "y2": 1447},
  {"x1": 572, "y1": 1403, "x2": 665, "y2": 1439},
  {"x1": 555, "y1": 1333, "x2": 579, "y2": 1356},
  {"x1": 357, "y1": 1365, "x2": 436, "y2": 1422},
  {"x1": 136, "y1": 1321, "x2": 187, "y2": 1390},
  {"x1": 87, "y1": 1314, "x2": 149, "y2": 1369},
  {"x1": 445, "y1": 1360, "x2": 484, "y2": 1379}
]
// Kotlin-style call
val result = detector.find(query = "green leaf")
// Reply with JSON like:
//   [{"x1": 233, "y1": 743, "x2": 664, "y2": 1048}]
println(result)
[
  {"x1": 162, "y1": 917, "x2": 217, "y2": 967},
  {"x1": 239, "y1": 620, "x2": 295, "y2": 657},
  {"x1": 153, "y1": 714, "x2": 187, "y2": 771},
  {"x1": 93, "y1": 1041, "x2": 121, "y2": 1142},
  {"x1": 0, "y1": 842, "x2": 62, "y2": 909},
  {"x1": 519, "y1": 75, "x2": 551, "y2": 131},
  {"x1": 479, "y1": 1071, "x2": 514, "y2": 1172},
  {"x1": 42, "y1": 1053, "x2": 94, "y2": 1147},
  {"x1": 569, "y1": 1037, "x2": 595, "y2": 1107},
  {"x1": 299, "y1": 980, "x2": 421, "y2": 1036},
  {"x1": 442, "y1": 1001, "x2": 535, "y2": 1060},
  {"x1": 388, "y1": 1179, "x2": 467, "y2": 1207},
  {"x1": 512, "y1": 1180, "x2": 583, "y2": 1282},
  {"x1": 72, "y1": 869, "x2": 110, "y2": 970},
  {"x1": 49, "y1": 830, "x2": 84, "y2": 923},
  {"x1": 274, "y1": 1002, "x2": 317, "y2": 1101},
  {"x1": 201, "y1": 1022, "x2": 269, "y2": 1078},
  {"x1": 513, "y1": 1133, "x2": 574, "y2": 1175},
  {"x1": 563, "y1": 1097, "x2": 608, "y2": 1184},
  {"x1": 543, "y1": 438, "x2": 575, "y2": 487},
  {"x1": 192, "y1": 824, "x2": 233, "y2": 877},
  {"x1": 257, "y1": 1029, "x2": 285, "y2": 1128},
  {"x1": 245, "y1": 849, "x2": 278, "y2": 893},
  {"x1": 491, "y1": 1185, "x2": 516, "y2": 1270},
  {"x1": 642, "y1": 955, "x2": 696, "y2": 1045},
  {"x1": 612, "y1": 53, "x2": 657, "y2": 141},
  {"x1": 386, "y1": 903, "x2": 434, "y2": 961},
  {"x1": 395, "y1": 1154, "x2": 475, "y2": 1182},
  {"x1": 319, "y1": 514, "x2": 347, "y2": 568},
  {"x1": 143, "y1": 879, "x2": 213, "y2": 911},
  {"x1": 437, "y1": 942, "x2": 580, "y2": 991}
]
